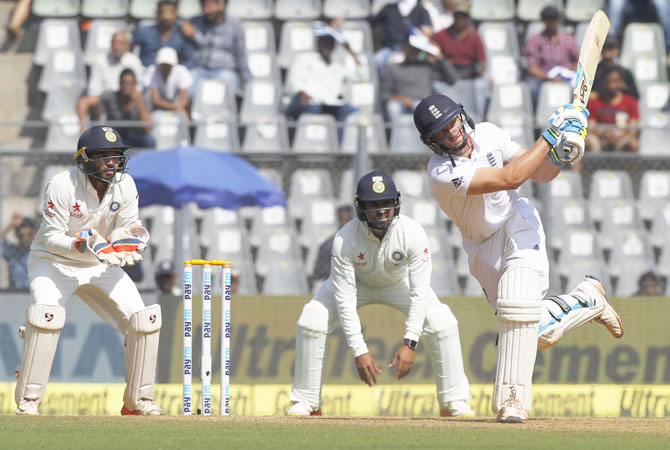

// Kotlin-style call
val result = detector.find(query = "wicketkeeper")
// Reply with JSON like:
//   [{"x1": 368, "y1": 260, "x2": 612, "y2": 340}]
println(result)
[
  {"x1": 15, "y1": 125, "x2": 164, "y2": 416},
  {"x1": 288, "y1": 171, "x2": 474, "y2": 417}
]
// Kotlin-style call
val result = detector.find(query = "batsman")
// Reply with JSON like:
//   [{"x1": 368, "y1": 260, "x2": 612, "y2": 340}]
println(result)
[
  {"x1": 288, "y1": 171, "x2": 474, "y2": 418},
  {"x1": 14, "y1": 126, "x2": 164, "y2": 416}
]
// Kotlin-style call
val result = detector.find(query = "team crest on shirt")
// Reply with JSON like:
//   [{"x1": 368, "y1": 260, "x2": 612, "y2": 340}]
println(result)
[
  {"x1": 486, "y1": 152, "x2": 497, "y2": 167},
  {"x1": 110, "y1": 201, "x2": 120, "y2": 212},
  {"x1": 391, "y1": 251, "x2": 405, "y2": 262},
  {"x1": 451, "y1": 176, "x2": 464, "y2": 188}
]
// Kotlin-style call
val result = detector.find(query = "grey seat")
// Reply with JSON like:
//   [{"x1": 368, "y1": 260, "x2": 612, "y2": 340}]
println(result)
[
  {"x1": 564, "y1": 0, "x2": 604, "y2": 22},
  {"x1": 299, "y1": 198, "x2": 338, "y2": 248},
  {"x1": 255, "y1": 227, "x2": 303, "y2": 276},
  {"x1": 34, "y1": 19, "x2": 81, "y2": 66},
  {"x1": 638, "y1": 170, "x2": 670, "y2": 223},
  {"x1": 486, "y1": 54, "x2": 520, "y2": 86},
  {"x1": 608, "y1": 230, "x2": 655, "y2": 297},
  {"x1": 598, "y1": 199, "x2": 643, "y2": 252},
  {"x1": 177, "y1": 0, "x2": 201, "y2": 18},
  {"x1": 150, "y1": 110, "x2": 191, "y2": 149},
  {"x1": 434, "y1": 78, "x2": 483, "y2": 121},
  {"x1": 649, "y1": 204, "x2": 670, "y2": 249},
  {"x1": 241, "y1": 116, "x2": 290, "y2": 153},
  {"x1": 248, "y1": 206, "x2": 292, "y2": 248},
  {"x1": 277, "y1": 21, "x2": 315, "y2": 68},
  {"x1": 392, "y1": 170, "x2": 430, "y2": 201},
  {"x1": 546, "y1": 198, "x2": 594, "y2": 252},
  {"x1": 547, "y1": 169, "x2": 584, "y2": 201},
  {"x1": 389, "y1": 114, "x2": 423, "y2": 153},
  {"x1": 470, "y1": 0, "x2": 515, "y2": 21},
  {"x1": 200, "y1": 207, "x2": 244, "y2": 242},
  {"x1": 345, "y1": 80, "x2": 379, "y2": 115},
  {"x1": 288, "y1": 169, "x2": 335, "y2": 223},
  {"x1": 81, "y1": 0, "x2": 129, "y2": 18},
  {"x1": 338, "y1": 169, "x2": 355, "y2": 204},
  {"x1": 32, "y1": 0, "x2": 80, "y2": 17},
  {"x1": 42, "y1": 82, "x2": 80, "y2": 122},
  {"x1": 340, "y1": 113, "x2": 387, "y2": 154},
  {"x1": 487, "y1": 82, "x2": 535, "y2": 148},
  {"x1": 261, "y1": 257, "x2": 310, "y2": 295},
  {"x1": 247, "y1": 51, "x2": 282, "y2": 83},
  {"x1": 534, "y1": 81, "x2": 571, "y2": 129},
  {"x1": 203, "y1": 225, "x2": 253, "y2": 267},
  {"x1": 640, "y1": 128, "x2": 670, "y2": 155},
  {"x1": 639, "y1": 83, "x2": 670, "y2": 127},
  {"x1": 323, "y1": 0, "x2": 370, "y2": 19},
  {"x1": 403, "y1": 199, "x2": 448, "y2": 234},
  {"x1": 274, "y1": 0, "x2": 321, "y2": 20},
  {"x1": 227, "y1": 0, "x2": 273, "y2": 19},
  {"x1": 479, "y1": 21, "x2": 520, "y2": 60},
  {"x1": 588, "y1": 170, "x2": 634, "y2": 224},
  {"x1": 516, "y1": 0, "x2": 562, "y2": 22},
  {"x1": 557, "y1": 228, "x2": 604, "y2": 277},
  {"x1": 239, "y1": 79, "x2": 281, "y2": 125},
  {"x1": 291, "y1": 114, "x2": 339, "y2": 153},
  {"x1": 191, "y1": 79, "x2": 237, "y2": 123},
  {"x1": 130, "y1": 0, "x2": 160, "y2": 19},
  {"x1": 38, "y1": 48, "x2": 87, "y2": 93},
  {"x1": 242, "y1": 21, "x2": 277, "y2": 54},
  {"x1": 83, "y1": 20, "x2": 128, "y2": 66},
  {"x1": 563, "y1": 258, "x2": 610, "y2": 296},
  {"x1": 44, "y1": 116, "x2": 81, "y2": 152},
  {"x1": 193, "y1": 115, "x2": 240, "y2": 153},
  {"x1": 621, "y1": 23, "x2": 668, "y2": 85}
]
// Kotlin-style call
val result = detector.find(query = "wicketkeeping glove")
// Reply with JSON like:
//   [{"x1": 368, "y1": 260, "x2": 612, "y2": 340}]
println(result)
[
  {"x1": 108, "y1": 226, "x2": 150, "y2": 266},
  {"x1": 75, "y1": 229, "x2": 123, "y2": 266}
]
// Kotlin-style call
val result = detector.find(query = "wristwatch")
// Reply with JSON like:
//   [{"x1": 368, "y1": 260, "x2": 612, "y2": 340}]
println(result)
[{"x1": 403, "y1": 338, "x2": 418, "y2": 351}]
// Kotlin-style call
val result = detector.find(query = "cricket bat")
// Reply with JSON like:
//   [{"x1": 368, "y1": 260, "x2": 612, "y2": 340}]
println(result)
[{"x1": 573, "y1": 10, "x2": 611, "y2": 107}]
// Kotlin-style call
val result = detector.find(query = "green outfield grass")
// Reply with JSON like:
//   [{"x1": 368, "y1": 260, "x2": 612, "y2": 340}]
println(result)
[{"x1": 1, "y1": 416, "x2": 669, "y2": 449}]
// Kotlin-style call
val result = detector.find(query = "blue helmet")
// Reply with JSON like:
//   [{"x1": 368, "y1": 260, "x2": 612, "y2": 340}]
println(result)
[
  {"x1": 354, "y1": 171, "x2": 401, "y2": 232},
  {"x1": 74, "y1": 126, "x2": 130, "y2": 183},
  {"x1": 413, "y1": 94, "x2": 475, "y2": 158}
]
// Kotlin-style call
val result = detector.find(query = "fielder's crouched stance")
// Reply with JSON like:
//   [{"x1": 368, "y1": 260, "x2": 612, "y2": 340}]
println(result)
[
  {"x1": 288, "y1": 171, "x2": 474, "y2": 417},
  {"x1": 413, "y1": 95, "x2": 624, "y2": 423},
  {"x1": 15, "y1": 126, "x2": 164, "y2": 416}
]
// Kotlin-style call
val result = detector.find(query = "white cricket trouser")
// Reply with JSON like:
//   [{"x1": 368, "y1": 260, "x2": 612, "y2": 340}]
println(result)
[
  {"x1": 463, "y1": 208, "x2": 550, "y2": 308},
  {"x1": 28, "y1": 258, "x2": 147, "y2": 334},
  {"x1": 291, "y1": 278, "x2": 471, "y2": 409}
]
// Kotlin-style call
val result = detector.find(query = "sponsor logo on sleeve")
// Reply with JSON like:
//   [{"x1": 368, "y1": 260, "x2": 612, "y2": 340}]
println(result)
[
  {"x1": 355, "y1": 252, "x2": 367, "y2": 267},
  {"x1": 451, "y1": 176, "x2": 464, "y2": 189},
  {"x1": 45, "y1": 200, "x2": 56, "y2": 218},
  {"x1": 70, "y1": 202, "x2": 83, "y2": 219}
]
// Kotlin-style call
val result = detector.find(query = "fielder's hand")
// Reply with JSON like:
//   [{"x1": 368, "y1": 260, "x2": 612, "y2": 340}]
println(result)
[
  {"x1": 355, "y1": 353, "x2": 382, "y2": 387},
  {"x1": 388, "y1": 345, "x2": 415, "y2": 380}
]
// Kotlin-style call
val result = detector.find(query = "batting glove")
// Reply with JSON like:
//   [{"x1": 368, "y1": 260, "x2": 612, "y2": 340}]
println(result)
[
  {"x1": 542, "y1": 103, "x2": 589, "y2": 149},
  {"x1": 548, "y1": 119, "x2": 588, "y2": 166}
]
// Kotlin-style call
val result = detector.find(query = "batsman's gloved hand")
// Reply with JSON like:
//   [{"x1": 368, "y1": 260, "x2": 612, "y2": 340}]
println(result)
[
  {"x1": 542, "y1": 103, "x2": 589, "y2": 165},
  {"x1": 107, "y1": 226, "x2": 150, "y2": 267},
  {"x1": 75, "y1": 229, "x2": 123, "y2": 266}
]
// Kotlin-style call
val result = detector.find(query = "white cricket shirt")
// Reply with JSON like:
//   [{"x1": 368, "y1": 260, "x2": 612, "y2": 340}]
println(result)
[
  {"x1": 331, "y1": 215, "x2": 432, "y2": 357},
  {"x1": 30, "y1": 168, "x2": 143, "y2": 267},
  {"x1": 427, "y1": 122, "x2": 525, "y2": 243}
]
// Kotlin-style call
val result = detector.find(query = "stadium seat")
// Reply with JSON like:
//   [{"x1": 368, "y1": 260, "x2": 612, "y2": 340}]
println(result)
[
  {"x1": 32, "y1": 0, "x2": 79, "y2": 17},
  {"x1": 598, "y1": 199, "x2": 643, "y2": 252},
  {"x1": 548, "y1": 169, "x2": 584, "y2": 201},
  {"x1": 249, "y1": 206, "x2": 292, "y2": 248},
  {"x1": 239, "y1": 79, "x2": 281, "y2": 125},
  {"x1": 334, "y1": 20, "x2": 374, "y2": 56},
  {"x1": 277, "y1": 20, "x2": 316, "y2": 68},
  {"x1": 258, "y1": 167, "x2": 284, "y2": 192},
  {"x1": 227, "y1": 0, "x2": 274, "y2": 20},
  {"x1": 83, "y1": 20, "x2": 128, "y2": 66},
  {"x1": 44, "y1": 116, "x2": 81, "y2": 152},
  {"x1": 639, "y1": 83, "x2": 670, "y2": 127},
  {"x1": 338, "y1": 169, "x2": 355, "y2": 204},
  {"x1": 608, "y1": 230, "x2": 655, "y2": 297},
  {"x1": 470, "y1": 0, "x2": 515, "y2": 21},
  {"x1": 242, "y1": 21, "x2": 277, "y2": 54},
  {"x1": 274, "y1": 0, "x2": 321, "y2": 20},
  {"x1": 241, "y1": 116, "x2": 290, "y2": 153},
  {"x1": 640, "y1": 128, "x2": 670, "y2": 155},
  {"x1": 588, "y1": 170, "x2": 634, "y2": 224},
  {"x1": 434, "y1": 78, "x2": 484, "y2": 121},
  {"x1": 563, "y1": 0, "x2": 604, "y2": 23},
  {"x1": 534, "y1": 81, "x2": 571, "y2": 129},
  {"x1": 657, "y1": 233, "x2": 670, "y2": 281},
  {"x1": 392, "y1": 170, "x2": 430, "y2": 201},
  {"x1": 403, "y1": 199, "x2": 448, "y2": 233},
  {"x1": 288, "y1": 169, "x2": 335, "y2": 222},
  {"x1": 557, "y1": 228, "x2": 605, "y2": 277},
  {"x1": 177, "y1": 0, "x2": 202, "y2": 19},
  {"x1": 479, "y1": 21, "x2": 520, "y2": 60},
  {"x1": 191, "y1": 79, "x2": 237, "y2": 122},
  {"x1": 255, "y1": 227, "x2": 303, "y2": 274},
  {"x1": 487, "y1": 82, "x2": 535, "y2": 148},
  {"x1": 200, "y1": 207, "x2": 243, "y2": 238},
  {"x1": 620, "y1": 23, "x2": 668, "y2": 85},
  {"x1": 261, "y1": 258, "x2": 309, "y2": 295},
  {"x1": 323, "y1": 0, "x2": 370, "y2": 19},
  {"x1": 649, "y1": 204, "x2": 670, "y2": 249},
  {"x1": 150, "y1": 110, "x2": 191, "y2": 149},
  {"x1": 38, "y1": 49, "x2": 86, "y2": 93},
  {"x1": 389, "y1": 114, "x2": 423, "y2": 153},
  {"x1": 340, "y1": 113, "x2": 387, "y2": 154},
  {"x1": 638, "y1": 170, "x2": 670, "y2": 223},
  {"x1": 299, "y1": 198, "x2": 338, "y2": 248},
  {"x1": 371, "y1": 0, "x2": 394, "y2": 15},
  {"x1": 291, "y1": 114, "x2": 339, "y2": 153},
  {"x1": 486, "y1": 54, "x2": 520, "y2": 86},
  {"x1": 81, "y1": 0, "x2": 130, "y2": 18},
  {"x1": 563, "y1": 257, "x2": 610, "y2": 296},
  {"x1": 546, "y1": 198, "x2": 594, "y2": 251},
  {"x1": 516, "y1": 0, "x2": 562, "y2": 22},
  {"x1": 42, "y1": 82, "x2": 79, "y2": 122},
  {"x1": 130, "y1": 0, "x2": 159, "y2": 19},
  {"x1": 247, "y1": 51, "x2": 282, "y2": 83},
  {"x1": 431, "y1": 259, "x2": 460, "y2": 297},
  {"x1": 192, "y1": 115, "x2": 240, "y2": 153},
  {"x1": 203, "y1": 225, "x2": 253, "y2": 267},
  {"x1": 344, "y1": 81, "x2": 378, "y2": 115},
  {"x1": 34, "y1": 19, "x2": 81, "y2": 66}
]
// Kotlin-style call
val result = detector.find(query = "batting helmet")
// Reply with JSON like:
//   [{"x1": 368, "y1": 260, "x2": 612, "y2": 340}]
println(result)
[
  {"x1": 74, "y1": 125, "x2": 130, "y2": 183},
  {"x1": 354, "y1": 171, "x2": 401, "y2": 232},
  {"x1": 413, "y1": 94, "x2": 475, "y2": 158}
]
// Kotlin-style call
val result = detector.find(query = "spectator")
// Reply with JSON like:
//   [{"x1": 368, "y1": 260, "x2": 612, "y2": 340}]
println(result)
[
  {"x1": 143, "y1": 47, "x2": 193, "y2": 119},
  {"x1": 424, "y1": 0, "x2": 455, "y2": 33},
  {"x1": 155, "y1": 260, "x2": 180, "y2": 296},
  {"x1": 79, "y1": 69, "x2": 155, "y2": 148},
  {"x1": 636, "y1": 271, "x2": 664, "y2": 296},
  {"x1": 592, "y1": 36, "x2": 639, "y2": 99},
  {"x1": 5, "y1": 0, "x2": 31, "y2": 39},
  {"x1": 587, "y1": 66, "x2": 640, "y2": 153},
  {"x1": 1, "y1": 213, "x2": 36, "y2": 290},
  {"x1": 311, "y1": 205, "x2": 353, "y2": 286},
  {"x1": 285, "y1": 25, "x2": 366, "y2": 127},
  {"x1": 181, "y1": 0, "x2": 251, "y2": 96},
  {"x1": 133, "y1": 0, "x2": 196, "y2": 69},
  {"x1": 381, "y1": 33, "x2": 456, "y2": 123},
  {"x1": 608, "y1": 0, "x2": 670, "y2": 54},
  {"x1": 77, "y1": 31, "x2": 145, "y2": 126},
  {"x1": 522, "y1": 6, "x2": 579, "y2": 106},
  {"x1": 431, "y1": 1, "x2": 487, "y2": 116}
]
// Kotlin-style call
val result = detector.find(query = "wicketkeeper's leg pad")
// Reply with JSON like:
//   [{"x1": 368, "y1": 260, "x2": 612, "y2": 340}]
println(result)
[
  {"x1": 123, "y1": 304, "x2": 161, "y2": 409},
  {"x1": 291, "y1": 300, "x2": 329, "y2": 409},
  {"x1": 15, "y1": 304, "x2": 66, "y2": 405},
  {"x1": 492, "y1": 267, "x2": 542, "y2": 414}
]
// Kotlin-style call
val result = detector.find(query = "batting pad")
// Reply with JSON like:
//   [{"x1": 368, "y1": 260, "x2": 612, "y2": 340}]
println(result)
[
  {"x1": 291, "y1": 301, "x2": 329, "y2": 409},
  {"x1": 124, "y1": 304, "x2": 161, "y2": 409},
  {"x1": 15, "y1": 304, "x2": 66, "y2": 405},
  {"x1": 492, "y1": 267, "x2": 542, "y2": 414}
]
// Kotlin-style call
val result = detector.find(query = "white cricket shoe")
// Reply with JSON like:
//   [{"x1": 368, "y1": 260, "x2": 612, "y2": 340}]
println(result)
[
  {"x1": 121, "y1": 398, "x2": 166, "y2": 416},
  {"x1": 287, "y1": 400, "x2": 322, "y2": 416},
  {"x1": 440, "y1": 400, "x2": 475, "y2": 417},
  {"x1": 577, "y1": 275, "x2": 624, "y2": 338},
  {"x1": 496, "y1": 399, "x2": 528, "y2": 423},
  {"x1": 16, "y1": 399, "x2": 39, "y2": 415}
]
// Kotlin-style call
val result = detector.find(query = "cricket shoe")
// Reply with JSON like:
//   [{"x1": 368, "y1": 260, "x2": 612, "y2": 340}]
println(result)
[
  {"x1": 581, "y1": 275, "x2": 624, "y2": 338},
  {"x1": 121, "y1": 398, "x2": 166, "y2": 416},
  {"x1": 496, "y1": 399, "x2": 528, "y2": 424},
  {"x1": 440, "y1": 400, "x2": 475, "y2": 418},
  {"x1": 16, "y1": 399, "x2": 39, "y2": 416},
  {"x1": 287, "y1": 400, "x2": 322, "y2": 416}
]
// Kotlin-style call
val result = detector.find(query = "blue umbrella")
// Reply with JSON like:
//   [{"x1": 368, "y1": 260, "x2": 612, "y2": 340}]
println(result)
[{"x1": 128, "y1": 146, "x2": 286, "y2": 209}]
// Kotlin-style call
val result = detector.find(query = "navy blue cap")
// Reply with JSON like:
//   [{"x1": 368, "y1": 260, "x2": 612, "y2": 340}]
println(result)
[
  {"x1": 355, "y1": 171, "x2": 399, "y2": 202},
  {"x1": 77, "y1": 125, "x2": 129, "y2": 155},
  {"x1": 413, "y1": 94, "x2": 463, "y2": 139}
]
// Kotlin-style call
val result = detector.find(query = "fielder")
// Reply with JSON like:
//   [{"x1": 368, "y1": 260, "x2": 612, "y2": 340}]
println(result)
[
  {"x1": 288, "y1": 171, "x2": 474, "y2": 417},
  {"x1": 15, "y1": 125, "x2": 164, "y2": 416},
  {"x1": 412, "y1": 94, "x2": 624, "y2": 423}
]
